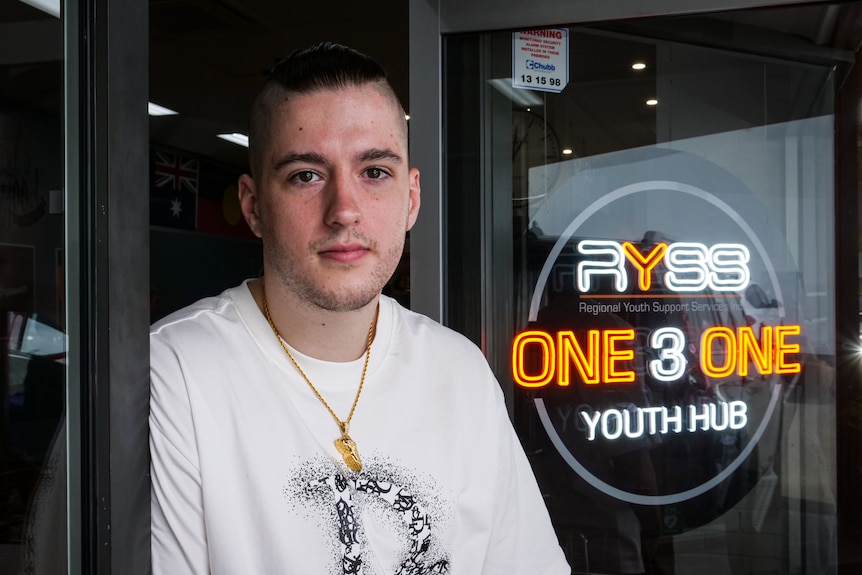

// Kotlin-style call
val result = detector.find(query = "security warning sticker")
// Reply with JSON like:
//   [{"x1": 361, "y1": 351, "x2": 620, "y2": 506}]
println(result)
[{"x1": 512, "y1": 29, "x2": 569, "y2": 93}]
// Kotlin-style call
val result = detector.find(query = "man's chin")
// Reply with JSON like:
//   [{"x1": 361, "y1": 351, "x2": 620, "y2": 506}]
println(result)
[{"x1": 306, "y1": 290, "x2": 380, "y2": 313}]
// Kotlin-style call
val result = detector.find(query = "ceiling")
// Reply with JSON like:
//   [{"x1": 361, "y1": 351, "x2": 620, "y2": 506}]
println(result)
[
  {"x1": 148, "y1": 0, "x2": 409, "y2": 170},
  {"x1": 146, "y1": 0, "x2": 860, "y2": 171},
  {"x1": 0, "y1": 0, "x2": 408, "y2": 171},
  {"x1": 2, "y1": 0, "x2": 861, "y2": 174}
]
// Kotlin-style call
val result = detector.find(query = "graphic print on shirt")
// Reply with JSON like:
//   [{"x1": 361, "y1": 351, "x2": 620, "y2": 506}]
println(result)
[
  {"x1": 286, "y1": 457, "x2": 452, "y2": 575},
  {"x1": 320, "y1": 474, "x2": 450, "y2": 575}
]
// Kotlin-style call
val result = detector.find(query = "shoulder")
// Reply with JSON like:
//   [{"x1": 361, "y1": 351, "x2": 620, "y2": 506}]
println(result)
[
  {"x1": 149, "y1": 282, "x2": 265, "y2": 372},
  {"x1": 149, "y1": 281, "x2": 267, "y2": 406},
  {"x1": 151, "y1": 282, "x2": 251, "y2": 342},
  {"x1": 381, "y1": 295, "x2": 492, "y2": 372},
  {"x1": 384, "y1": 296, "x2": 479, "y2": 348}
]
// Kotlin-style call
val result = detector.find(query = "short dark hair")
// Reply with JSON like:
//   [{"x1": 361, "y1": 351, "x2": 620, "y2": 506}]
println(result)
[{"x1": 247, "y1": 42, "x2": 405, "y2": 179}]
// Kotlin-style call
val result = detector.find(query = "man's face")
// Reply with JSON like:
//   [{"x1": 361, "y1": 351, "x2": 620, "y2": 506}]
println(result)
[{"x1": 240, "y1": 85, "x2": 420, "y2": 312}]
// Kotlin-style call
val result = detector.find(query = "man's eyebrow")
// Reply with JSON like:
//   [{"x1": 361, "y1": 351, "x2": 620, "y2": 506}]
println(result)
[
  {"x1": 357, "y1": 148, "x2": 403, "y2": 163},
  {"x1": 272, "y1": 152, "x2": 327, "y2": 172}
]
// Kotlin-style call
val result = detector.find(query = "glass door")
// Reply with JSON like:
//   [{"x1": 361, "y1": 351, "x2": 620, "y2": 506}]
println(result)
[{"x1": 445, "y1": 4, "x2": 850, "y2": 573}]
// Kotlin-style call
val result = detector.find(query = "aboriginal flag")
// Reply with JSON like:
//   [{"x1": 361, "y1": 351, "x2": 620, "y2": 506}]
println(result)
[{"x1": 197, "y1": 159, "x2": 256, "y2": 239}]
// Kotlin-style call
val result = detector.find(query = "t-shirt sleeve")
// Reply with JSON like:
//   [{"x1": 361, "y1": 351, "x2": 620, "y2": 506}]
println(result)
[
  {"x1": 150, "y1": 333, "x2": 211, "y2": 574},
  {"x1": 483, "y1": 388, "x2": 571, "y2": 575}
]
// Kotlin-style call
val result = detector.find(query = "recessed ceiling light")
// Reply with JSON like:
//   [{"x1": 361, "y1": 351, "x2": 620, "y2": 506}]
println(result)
[
  {"x1": 562, "y1": 148, "x2": 573, "y2": 155},
  {"x1": 218, "y1": 133, "x2": 249, "y2": 148},
  {"x1": 632, "y1": 62, "x2": 647, "y2": 71},
  {"x1": 148, "y1": 102, "x2": 178, "y2": 116},
  {"x1": 646, "y1": 98, "x2": 658, "y2": 106}
]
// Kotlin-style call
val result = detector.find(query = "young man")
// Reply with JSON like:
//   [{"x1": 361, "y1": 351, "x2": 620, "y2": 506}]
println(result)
[{"x1": 150, "y1": 43, "x2": 570, "y2": 575}]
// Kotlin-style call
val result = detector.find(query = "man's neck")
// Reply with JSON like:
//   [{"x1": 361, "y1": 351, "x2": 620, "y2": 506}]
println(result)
[{"x1": 249, "y1": 277, "x2": 378, "y2": 362}]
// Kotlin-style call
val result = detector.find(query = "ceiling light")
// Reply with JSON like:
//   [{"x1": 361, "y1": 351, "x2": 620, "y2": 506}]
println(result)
[
  {"x1": 632, "y1": 62, "x2": 647, "y2": 71},
  {"x1": 512, "y1": 193, "x2": 547, "y2": 202},
  {"x1": 488, "y1": 78, "x2": 544, "y2": 108},
  {"x1": 218, "y1": 133, "x2": 249, "y2": 148},
  {"x1": 562, "y1": 148, "x2": 573, "y2": 155},
  {"x1": 148, "y1": 102, "x2": 178, "y2": 116},
  {"x1": 19, "y1": 0, "x2": 60, "y2": 17},
  {"x1": 405, "y1": 114, "x2": 411, "y2": 121},
  {"x1": 646, "y1": 98, "x2": 658, "y2": 106}
]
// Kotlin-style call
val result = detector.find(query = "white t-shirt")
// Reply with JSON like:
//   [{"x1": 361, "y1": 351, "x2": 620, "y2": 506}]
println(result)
[{"x1": 150, "y1": 281, "x2": 570, "y2": 575}]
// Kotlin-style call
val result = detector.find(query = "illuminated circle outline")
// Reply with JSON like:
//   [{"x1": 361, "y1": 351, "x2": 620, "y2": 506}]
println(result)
[{"x1": 528, "y1": 180, "x2": 783, "y2": 505}]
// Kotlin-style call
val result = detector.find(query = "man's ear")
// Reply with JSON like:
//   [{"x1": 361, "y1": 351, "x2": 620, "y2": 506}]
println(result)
[
  {"x1": 238, "y1": 174, "x2": 264, "y2": 238},
  {"x1": 406, "y1": 168, "x2": 421, "y2": 232}
]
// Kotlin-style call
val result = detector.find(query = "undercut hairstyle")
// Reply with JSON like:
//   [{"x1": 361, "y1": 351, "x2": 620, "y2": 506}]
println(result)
[{"x1": 247, "y1": 42, "x2": 407, "y2": 180}]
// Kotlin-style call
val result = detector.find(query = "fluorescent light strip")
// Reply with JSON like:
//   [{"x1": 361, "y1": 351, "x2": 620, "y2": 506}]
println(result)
[
  {"x1": 19, "y1": 0, "x2": 60, "y2": 18},
  {"x1": 148, "y1": 102, "x2": 178, "y2": 116},
  {"x1": 488, "y1": 79, "x2": 544, "y2": 108},
  {"x1": 218, "y1": 133, "x2": 249, "y2": 148}
]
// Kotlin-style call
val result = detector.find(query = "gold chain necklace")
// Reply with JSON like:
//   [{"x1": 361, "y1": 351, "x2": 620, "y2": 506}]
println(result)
[{"x1": 262, "y1": 288, "x2": 374, "y2": 473}]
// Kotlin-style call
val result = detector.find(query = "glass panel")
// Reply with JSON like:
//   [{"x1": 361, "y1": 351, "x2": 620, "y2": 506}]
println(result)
[
  {"x1": 0, "y1": 1, "x2": 66, "y2": 573},
  {"x1": 445, "y1": 4, "x2": 847, "y2": 573}
]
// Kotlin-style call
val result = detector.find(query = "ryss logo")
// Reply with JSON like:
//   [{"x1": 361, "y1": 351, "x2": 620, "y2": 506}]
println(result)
[{"x1": 577, "y1": 240, "x2": 750, "y2": 293}]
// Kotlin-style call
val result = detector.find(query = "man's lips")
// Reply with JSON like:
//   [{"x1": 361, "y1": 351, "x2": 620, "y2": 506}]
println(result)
[{"x1": 319, "y1": 243, "x2": 369, "y2": 263}]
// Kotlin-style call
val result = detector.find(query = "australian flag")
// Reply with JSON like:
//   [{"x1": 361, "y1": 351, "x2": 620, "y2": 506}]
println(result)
[{"x1": 150, "y1": 149, "x2": 199, "y2": 229}]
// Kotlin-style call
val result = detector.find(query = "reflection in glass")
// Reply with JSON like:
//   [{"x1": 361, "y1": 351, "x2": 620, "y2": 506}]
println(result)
[{"x1": 0, "y1": 2, "x2": 66, "y2": 573}]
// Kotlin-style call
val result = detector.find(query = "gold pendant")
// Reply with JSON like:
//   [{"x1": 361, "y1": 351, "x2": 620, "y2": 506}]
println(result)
[{"x1": 335, "y1": 433, "x2": 362, "y2": 472}]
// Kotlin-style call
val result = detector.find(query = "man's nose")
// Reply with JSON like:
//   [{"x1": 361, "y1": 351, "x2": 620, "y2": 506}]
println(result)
[{"x1": 324, "y1": 173, "x2": 361, "y2": 227}]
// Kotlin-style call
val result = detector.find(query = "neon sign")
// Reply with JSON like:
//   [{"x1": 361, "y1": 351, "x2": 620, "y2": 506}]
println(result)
[
  {"x1": 577, "y1": 240, "x2": 750, "y2": 293},
  {"x1": 580, "y1": 401, "x2": 749, "y2": 441},
  {"x1": 518, "y1": 173, "x2": 805, "y2": 508},
  {"x1": 512, "y1": 325, "x2": 801, "y2": 388},
  {"x1": 512, "y1": 238, "x2": 798, "y2": 444}
]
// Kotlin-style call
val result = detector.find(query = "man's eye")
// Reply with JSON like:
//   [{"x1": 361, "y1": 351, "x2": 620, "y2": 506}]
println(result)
[
  {"x1": 294, "y1": 171, "x2": 317, "y2": 183},
  {"x1": 365, "y1": 167, "x2": 384, "y2": 179}
]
